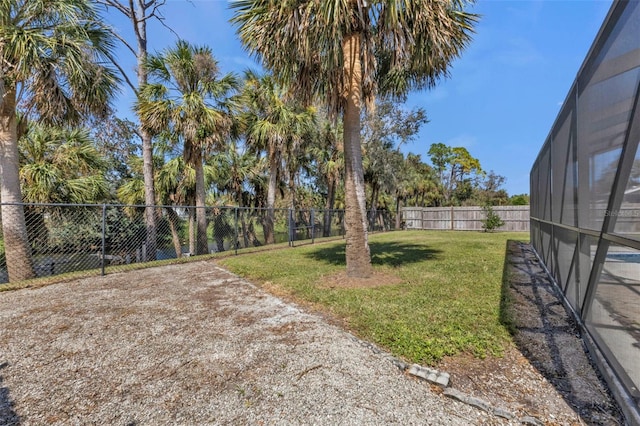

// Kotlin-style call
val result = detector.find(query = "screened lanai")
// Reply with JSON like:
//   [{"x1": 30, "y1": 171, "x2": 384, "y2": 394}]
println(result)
[{"x1": 530, "y1": 0, "x2": 640, "y2": 422}]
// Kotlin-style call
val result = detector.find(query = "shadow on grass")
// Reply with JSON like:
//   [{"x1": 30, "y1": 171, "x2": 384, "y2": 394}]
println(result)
[
  {"x1": 0, "y1": 362, "x2": 20, "y2": 426},
  {"x1": 304, "y1": 240, "x2": 442, "y2": 267},
  {"x1": 500, "y1": 240, "x2": 624, "y2": 425}
]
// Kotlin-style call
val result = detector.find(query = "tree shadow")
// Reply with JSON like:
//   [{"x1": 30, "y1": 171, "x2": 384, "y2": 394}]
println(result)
[
  {"x1": 500, "y1": 240, "x2": 625, "y2": 425},
  {"x1": 304, "y1": 240, "x2": 442, "y2": 267},
  {"x1": 0, "y1": 362, "x2": 20, "y2": 426}
]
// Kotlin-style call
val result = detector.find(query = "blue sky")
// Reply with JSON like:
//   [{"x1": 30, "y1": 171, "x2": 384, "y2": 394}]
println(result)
[{"x1": 104, "y1": 0, "x2": 614, "y2": 196}]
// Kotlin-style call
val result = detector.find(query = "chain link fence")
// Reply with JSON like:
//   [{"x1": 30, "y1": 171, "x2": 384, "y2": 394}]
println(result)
[{"x1": 0, "y1": 203, "x2": 395, "y2": 285}]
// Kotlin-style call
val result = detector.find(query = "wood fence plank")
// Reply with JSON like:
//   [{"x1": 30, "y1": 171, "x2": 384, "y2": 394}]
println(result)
[{"x1": 401, "y1": 206, "x2": 530, "y2": 231}]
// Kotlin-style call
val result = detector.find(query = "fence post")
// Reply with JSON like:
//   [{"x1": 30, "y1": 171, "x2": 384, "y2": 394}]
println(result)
[
  {"x1": 288, "y1": 208, "x2": 294, "y2": 247},
  {"x1": 311, "y1": 209, "x2": 315, "y2": 244},
  {"x1": 101, "y1": 204, "x2": 107, "y2": 276},
  {"x1": 287, "y1": 209, "x2": 291, "y2": 247},
  {"x1": 450, "y1": 206, "x2": 454, "y2": 230},
  {"x1": 234, "y1": 207, "x2": 239, "y2": 255}
]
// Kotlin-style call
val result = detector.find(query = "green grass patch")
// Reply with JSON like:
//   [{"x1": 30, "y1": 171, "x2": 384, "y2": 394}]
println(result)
[{"x1": 219, "y1": 230, "x2": 530, "y2": 366}]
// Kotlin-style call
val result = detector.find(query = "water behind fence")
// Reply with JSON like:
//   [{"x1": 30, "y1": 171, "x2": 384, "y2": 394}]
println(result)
[
  {"x1": 0, "y1": 203, "x2": 395, "y2": 285},
  {"x1": 402, "y1": 206, "x2": 530, "y2": 231}
]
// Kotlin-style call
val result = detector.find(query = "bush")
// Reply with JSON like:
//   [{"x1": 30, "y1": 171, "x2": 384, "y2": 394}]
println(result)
[{"x1": 482, "y1": 205, "x2": 505, "y2": 232}]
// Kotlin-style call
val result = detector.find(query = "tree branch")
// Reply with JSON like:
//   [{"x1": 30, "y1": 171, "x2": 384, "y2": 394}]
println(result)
[
  {"x1": 98, "y1": 0, "x2": 133, "y2": 19},
  {"x1": 110, "y1": 28, "x2": 137, "y2": 57},
  {"x1": 104, "y1": 50, "x2": 138, "y2": 94},
  {"x1": 136, "y1": 0, "x2": 180, "y2": 40}
]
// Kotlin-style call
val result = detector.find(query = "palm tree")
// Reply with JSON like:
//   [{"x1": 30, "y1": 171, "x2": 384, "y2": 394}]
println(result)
[
  {"x1": 283, "y1": 112, "x2": 316, "y2": 213},
  {"x1": 19, "y1": 125, "x2": 109, "y2": 204},
  {"x1": 404, "y1": 154, "x2": 439, "y2": 207},
  {"x1": 310, "y1": 117, "x2": 344, "y2": 237},
  {"x1": 0, "y1": 0, "x2": 119, "y2": 281},
  {"x1": 117, "y1": 143, "x2": 221, "y2": 258},
  {"x1": 116, "y1": 153, "x2": 189, "y2": 259},
  {"x1": 240, "y1": 71, "x2": 315, "y2": 244},
  {"x1": 231, "y1": 0, "x2": 477, "y2": 277},
  {"x1": 211, "y1": 142, "x2": 265, "y2": 248},
  {"x1": 135, "y1": 40, "x2": 238, "y2": 255},
  {"x1": 19, "y1": 124, "x2": 110, "y2": 255},
  {"x1": 212, "y1": 143, "x2": 264, "y2": 208}
]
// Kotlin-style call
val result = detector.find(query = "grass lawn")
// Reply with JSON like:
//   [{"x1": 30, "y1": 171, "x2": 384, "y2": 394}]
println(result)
[{"x1": 219, "y1": 230, "x2": 530, "y2": 366}]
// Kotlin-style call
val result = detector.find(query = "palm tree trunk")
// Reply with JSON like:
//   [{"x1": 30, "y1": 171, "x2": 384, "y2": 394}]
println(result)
[
  {"x1": 188, "y1": 207, "x2": 196, "y2": 254},
  {"x1": 289, "y1": 170, "x2": 296, "y2": 211},
  {"x1": 248, "y1": 220, "x2": 261, "y2": 247},
  {"x1": 0, "y1": 87, "x2": 35, "y2": 281},
  {"x1": 165, "y1": 207, "x2": 182, "y2": 258},
  {"x1": 236, "y1": 191, "x2": 250, "y2": 248},
  {"x1": 264, "y1": 152, "x2": 278, "y2": 245},
  {"x1": 289, "y1": 169, "x2": 297, "y2": 241},
  {"x1": 233, "y1": 187, "x2": 249, "y2": 248},
  {"x1": 240, "y1": 215, "x2": 250, "y2": 248},
  {"x1": 213, "y1": 211, "x2": 225, "y2": 253},
  {"x1": 193, "y1": 147, "x2": 209, "y2": 255},
  {"x1": 142, "y1": 129, "x2": 157, "y2": 261},
  {"x1": 395, "y1": 196, "x2": 402, "y2": 229},
  {"x1": 342, "y1": 32, "x2": 372, "y2": 278},
  {"x1": 323, "y1": 176, "x2": 336, "y2": 237}
]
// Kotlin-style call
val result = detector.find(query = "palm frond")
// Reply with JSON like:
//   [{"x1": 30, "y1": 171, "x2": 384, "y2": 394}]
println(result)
[
  {"x1": 18, "y1": 122, "x2": 108, "y2": 203},
  {"x1": 230, "y1": 0, "x2": 478, "y2": 113},
  {"x1": 1, "y1": 0, "x2": 121, "y2": 124}
]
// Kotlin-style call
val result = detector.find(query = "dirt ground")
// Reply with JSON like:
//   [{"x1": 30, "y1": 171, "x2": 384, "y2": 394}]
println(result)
[{"x1": 0, "y1": 241, "x2": 628, "y2": 425}]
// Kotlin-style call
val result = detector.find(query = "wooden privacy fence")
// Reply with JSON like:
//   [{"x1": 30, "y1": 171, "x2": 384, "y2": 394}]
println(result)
[{"x1": 402, "y1": 206, "x2": 530, "y2": 232}]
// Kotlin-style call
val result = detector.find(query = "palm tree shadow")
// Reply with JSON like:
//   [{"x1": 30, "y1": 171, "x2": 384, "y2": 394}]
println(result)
[
  {"x1": 0, "y1": 362, "x2": 20, "y2": 425},
  {"x1": 304, "y1": 241, "x2": 442, "y2": 267}
]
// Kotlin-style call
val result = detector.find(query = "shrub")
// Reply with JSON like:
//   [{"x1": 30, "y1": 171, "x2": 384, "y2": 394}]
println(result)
[{"x1": 482, "y1": 205, "x2": 505, "y2": 232}]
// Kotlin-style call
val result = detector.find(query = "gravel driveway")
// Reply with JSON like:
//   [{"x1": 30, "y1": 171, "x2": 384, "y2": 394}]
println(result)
[
  {"x1": 1, "y1": 261, "x2": 502, "y2": 425},
  {"x1": 0, "y1": 250, "x2": 625, "y2": 425}
]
